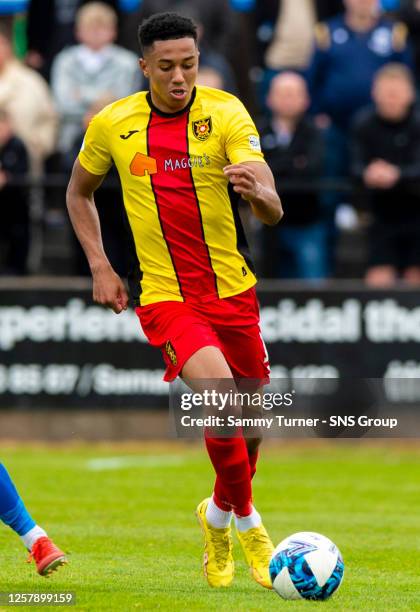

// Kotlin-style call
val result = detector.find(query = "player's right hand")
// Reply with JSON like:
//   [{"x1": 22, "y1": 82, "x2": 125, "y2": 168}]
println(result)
[{"x1": 92, "y1": 264, "x2": 129, "y2": 314}]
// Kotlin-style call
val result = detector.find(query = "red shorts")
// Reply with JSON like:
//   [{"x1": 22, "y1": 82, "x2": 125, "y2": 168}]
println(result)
[{"x1": 135, "y1": 287, "x2": 270, "y2": 383}]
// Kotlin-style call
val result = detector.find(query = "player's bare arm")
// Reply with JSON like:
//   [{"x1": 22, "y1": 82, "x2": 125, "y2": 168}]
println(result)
[
  {"x1": 66, "y1": 159, "x2": 129, "y2": 314},
  {"x1": 223, "y1": 161, "x2": 283, "y2": 226}
]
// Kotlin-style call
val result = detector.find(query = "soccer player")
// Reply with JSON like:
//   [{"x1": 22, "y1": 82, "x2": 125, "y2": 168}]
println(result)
[
  {"x1": 0, "y1": 462, "x2": 66, "y2": 576},
  {"x1": 66, "y1": 12, "x2": 283, "y2": 589}
]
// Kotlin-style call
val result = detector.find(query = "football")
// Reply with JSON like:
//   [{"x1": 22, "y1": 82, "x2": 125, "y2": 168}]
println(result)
[{"x1": 269, "y1": 531, "x2": 344, "y2": 600}]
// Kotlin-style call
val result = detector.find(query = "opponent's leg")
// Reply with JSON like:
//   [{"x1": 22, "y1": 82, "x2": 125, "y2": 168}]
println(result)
[{"x1": 0, "y1": 463, "x2": 66, "y2": 576}]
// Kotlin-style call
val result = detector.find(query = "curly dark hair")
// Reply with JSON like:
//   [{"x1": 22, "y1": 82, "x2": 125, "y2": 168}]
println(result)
[{"x1": 138, "y1": 12, "x2": 197, "y2": 54}]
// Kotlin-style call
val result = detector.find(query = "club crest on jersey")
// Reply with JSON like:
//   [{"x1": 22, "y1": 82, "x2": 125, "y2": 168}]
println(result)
[{"x1": 192, "y1": 117, "x2": 212, "y2": 141}]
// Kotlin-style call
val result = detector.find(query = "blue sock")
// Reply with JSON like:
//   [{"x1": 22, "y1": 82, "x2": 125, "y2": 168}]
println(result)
[{"x1": 0, "y1": 463, "x2": 36, "y2": 536}]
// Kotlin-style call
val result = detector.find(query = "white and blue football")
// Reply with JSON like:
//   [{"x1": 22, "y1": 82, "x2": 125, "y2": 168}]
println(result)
[{"x1": 269, "y1": 531, "x2": 344, "y2": 600}]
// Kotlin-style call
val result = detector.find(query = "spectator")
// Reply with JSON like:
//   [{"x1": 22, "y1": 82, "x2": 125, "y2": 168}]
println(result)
[
  {"x1": 0, "y1": 24, "x2": 56, "y2": 174},
  {"x1": 306, "y1": 0, "x2": 412, "y2": 273},
  {"x1": 50, "y1": 2, "x2": 141, "y2": 156},
  {"x1": 26, "y1": 0, "x2": 120, "y2": 80},
  {"x1": 351, "y1": 63, "x2": 420, "y2": 286},
  {"x1": 306, "y1": 0, "x2": 412, "y2": 177},
  {"x1": 253, "y1": 1, "x2": 343, "y2": 104},
  {"x1": 260, "y1": 72, "x2": 327, "y2": 279},
  {"x1": 256, "y1": 0, "x2": 343, "y2": 73},
  {"x1": 0, "y1": 108, "x2": 30, "y2": 274},
  {"x1": 196, "y1": 66, "x2": 225, "y2": 90}
]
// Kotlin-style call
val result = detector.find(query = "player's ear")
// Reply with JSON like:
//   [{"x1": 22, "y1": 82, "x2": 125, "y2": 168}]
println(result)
[{"x1": 139, "y1": 58, "x2": 149, "y2": 78}]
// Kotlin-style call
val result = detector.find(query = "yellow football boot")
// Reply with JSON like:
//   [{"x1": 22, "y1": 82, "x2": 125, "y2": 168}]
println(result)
[
  {"x1": 196, "y1": 498, "x2": 234, "y2": 587},
  {"x1": 236, "y1": 523, "x2": 274, "y2": 589}
]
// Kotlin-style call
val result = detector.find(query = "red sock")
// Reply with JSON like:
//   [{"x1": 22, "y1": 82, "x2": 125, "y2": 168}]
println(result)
[
  {"x1": 248, "y1": 450, "x2": 259, "y2": 480},
  {"x1": 205, "y1": 435, "x2": 253, "y2": 517},
  {"x1": 213, "y1": 477, "x2": 232, "y2": 512}
]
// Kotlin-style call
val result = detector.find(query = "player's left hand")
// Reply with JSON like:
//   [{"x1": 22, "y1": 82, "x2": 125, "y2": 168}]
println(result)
[{"x1": 223, "y1": 164, "x2": 262, "y2": 202}]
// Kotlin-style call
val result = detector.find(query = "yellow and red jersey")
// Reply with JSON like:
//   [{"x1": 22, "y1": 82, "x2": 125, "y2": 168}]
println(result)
[{"x1": 79, "y1": 85, "x2": 265, "y2": 306}]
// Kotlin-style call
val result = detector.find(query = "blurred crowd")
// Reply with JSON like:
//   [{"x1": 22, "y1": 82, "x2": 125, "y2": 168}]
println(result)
[{"x1": 1, "y1": 0, "x2": 420, "y2": 286}]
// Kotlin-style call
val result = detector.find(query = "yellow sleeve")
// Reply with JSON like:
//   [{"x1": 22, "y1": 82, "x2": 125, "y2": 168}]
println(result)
[
  {"x1": 224, "y1": 97, "x2": 265, "y2": 165},
  {"x1": 78, "y1": 111, "x2": 113, "y2": 176}
]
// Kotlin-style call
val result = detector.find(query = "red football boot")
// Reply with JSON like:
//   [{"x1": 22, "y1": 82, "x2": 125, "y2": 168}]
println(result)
[{"x1": 27, "y1": 536, "x2": 67, "y2": 576}]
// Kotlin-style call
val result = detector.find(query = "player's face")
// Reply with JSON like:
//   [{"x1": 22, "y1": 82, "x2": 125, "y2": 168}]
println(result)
[
  {"x1": 373, "y1": 76, "x2": 415, "y2": 121},
  {"x1": 140, "y1": 37, "x2": 199, "y2": 113}
]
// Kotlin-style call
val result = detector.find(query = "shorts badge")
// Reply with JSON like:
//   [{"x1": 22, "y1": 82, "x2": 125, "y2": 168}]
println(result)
[{"x1": 165, "y1": 340, "x2": 177, "y2": 366}]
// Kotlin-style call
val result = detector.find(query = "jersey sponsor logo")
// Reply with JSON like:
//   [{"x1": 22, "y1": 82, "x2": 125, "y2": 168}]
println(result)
[
  {"x1": 120, "y1": 130, "x2": 140, "y2": 140},
  {"x1": 130, "y1": 152, "x2": 158, "y2": 177},
  {"x1": 164, "y1": 154, "x2": 211, "y2": 172},
  {"x1": 248, "y1": 135, "x2": 261, "y2": 151},
  {"x1": 192, "y1": 117, "x2": 212, "y2": 141},
  {"x1": 165, "y1": 340, "x2": 177, "y2": 366},
  {"x1": 129, "y1": 153, "x2": 210, "y2": 177}
]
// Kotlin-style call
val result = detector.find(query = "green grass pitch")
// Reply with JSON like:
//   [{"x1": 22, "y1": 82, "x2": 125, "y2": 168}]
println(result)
[{"x1": 0, "y1": 441, "x2": 419, "y2": 611}]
